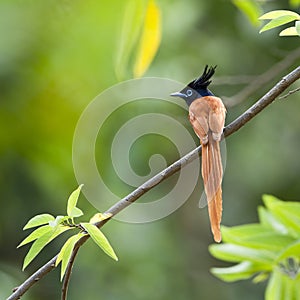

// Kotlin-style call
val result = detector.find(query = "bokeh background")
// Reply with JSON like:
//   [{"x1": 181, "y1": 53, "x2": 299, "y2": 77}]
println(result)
[{"x1": 1, "y1": 0, "x2": 300, "y2": 299}]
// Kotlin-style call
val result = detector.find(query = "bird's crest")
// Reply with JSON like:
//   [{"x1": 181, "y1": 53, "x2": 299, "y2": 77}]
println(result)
[{"x1": 187, "y1": 65, "x2": 217, "y2": 90}]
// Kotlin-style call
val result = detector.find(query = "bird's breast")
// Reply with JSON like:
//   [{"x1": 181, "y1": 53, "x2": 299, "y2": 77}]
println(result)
[{"x1": 189, "y1": 96, "x2": 226, "y2": 116}]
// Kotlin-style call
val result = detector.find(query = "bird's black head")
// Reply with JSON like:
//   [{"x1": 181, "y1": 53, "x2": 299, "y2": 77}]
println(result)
[{"x1": 171, "y1": 65, "x2": 216, "y2": 106}]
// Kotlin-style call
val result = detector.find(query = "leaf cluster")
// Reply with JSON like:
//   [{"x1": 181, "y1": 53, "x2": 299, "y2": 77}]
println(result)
[
  {"x1": 18, "y1": 185, "x2": 118, "y2": 281},
  {"x1": 210, "y1": 195, "x2": 300, "y2": 300},
  {"x1": 259, "y1": 10, "x2": 300, "y2": 36}
]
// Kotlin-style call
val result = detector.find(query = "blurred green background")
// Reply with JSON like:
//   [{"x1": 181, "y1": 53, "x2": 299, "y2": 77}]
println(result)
[{"x1": 1, "y1": 0, "x2": 300, "y2": 299}]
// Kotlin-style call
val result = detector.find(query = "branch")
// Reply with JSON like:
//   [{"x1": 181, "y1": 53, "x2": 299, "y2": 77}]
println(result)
[
  {"x1": 223, "y1": 47, "x2": 300, "y2": 107},
  {"x1": 61, "y1": 239, "x2": 84, "y2": 300},
  {"x1": 8, "y1": 257, "x2": 57, "y2": 300},
  {"x1": 223, "y1": 66, "x2": 299, "y2": 136},
  {"x1": 279, "y1": 87, "x2": 300, "y2": 99},
  {"x1": 7, "y1": 66, "x2": 300, "y2": 300},
  {"x1": 102, "y1": 65, "x2": 300, "y2": 216}
]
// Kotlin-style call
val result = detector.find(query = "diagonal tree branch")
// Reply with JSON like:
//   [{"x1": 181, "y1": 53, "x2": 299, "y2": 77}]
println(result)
[
  {"x1": 104, "y1": 65, "x2": 300, "y2": 216},
  {"x1": 7, "y1": 66, "x2": 300, "y2": 300}
]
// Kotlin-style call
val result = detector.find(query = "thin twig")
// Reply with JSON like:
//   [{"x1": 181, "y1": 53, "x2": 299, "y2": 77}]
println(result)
[
  {"x1": 223, "y1": 47, "x2": 300, "y2": 107},
  {"x1": 61, "y1": 243, "x2": 81, "y2": 300},
  {"x1": 223, "y1": 66, "x2": 299, "y2": 135},
  {"x1": 6, "y1": 66, "x2": 300, "y2": 300},
  {"x1": 279, "y1": 87, "x2": 300, "y2": 99}
]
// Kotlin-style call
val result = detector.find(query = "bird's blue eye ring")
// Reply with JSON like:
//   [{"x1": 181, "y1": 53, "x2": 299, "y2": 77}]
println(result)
[{"x1": 186, "y1": 89, "x2": 193, "y2": 96}]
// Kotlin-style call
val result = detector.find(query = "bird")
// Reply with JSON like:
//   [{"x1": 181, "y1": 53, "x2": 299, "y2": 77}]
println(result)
[{"x1": 171, "y1": 65, "x2": 226, "y2": 242}]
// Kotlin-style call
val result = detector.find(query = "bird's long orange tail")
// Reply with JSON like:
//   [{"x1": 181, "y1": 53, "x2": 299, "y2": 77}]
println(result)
[{"x1": 201, "y1": 134, "x2": 223, "y2": 243}]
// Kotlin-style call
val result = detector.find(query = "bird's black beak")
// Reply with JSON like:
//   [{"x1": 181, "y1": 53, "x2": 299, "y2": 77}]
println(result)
[{"x1": 170, "y1": 92, "x2": 186, "y2": 98}]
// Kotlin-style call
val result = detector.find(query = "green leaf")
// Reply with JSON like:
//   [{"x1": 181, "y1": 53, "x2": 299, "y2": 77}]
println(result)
[
  {"x1": 259, "y1": 15, "x2": 300, "y2": 33},
  {"x1": 49, "y1": 215, "x2": 68, "y2": 228},
  {"x1": 211, "y1": 261, "x2": 268, "y2": 282},
  {"x1": 258, "y1": 206, "x2": 289, "y2": 234},
  {"x1": 266, "y1": 269, "x2": 297, "y2": 300},
  {"x1": 263, "y1": 195, "x2": 300, "y2": 237},
  {"x1": 262, "y1": 194, "x2": 281, "y2": 207},
  {"x1": 275, "y1": 241, "x2": 300, "y2": 262},
  {"x1": 133, "y1": 0, "x2": 162, "y2": 78},
  {"x1": 114, "y1": 0, "x2": 146, "y2": 80},
  {"x1": 18, "y1": 225, "x2": 52, "y2": 248},
  {"x1": 209, "y1": 243, "x2": 276, "y2": 264},
  {"x1": 56, "y1": 233, "x2": 85, "y2": 281},
  {"x1": 279, "y1": 26, "x2": 299, "y2": 36},
  {"x1": 259, "y1": 10, "x2": 300, "y2": 20},
  {"x1": 222, "y1": 225, "x2": 295, "y2": 251},
  {"x1": 295, "y1": 276, "x2": 300, "y2": 297},
  {"x1": 266, "y1": 269, "x2": 283, "y2": 300},
  {"x1": 22, "y1": 226, "x2": 71, "y2": 270},
  {"x1": 232, "y1": 0, "x2": 262, "y2": 26},
  {"x1": 252, "y1": 272, "x2": 269, "y2": 283},
  {"x1": 296, "y1": 20, "x2": 300, "y2": 35},
  {"x1": 211, "y1": 195, "x2": 300, "y2": 288},
  {"x1": 283, "y1": 275, "x2": 295, "y2": 300},
  {"x1": 67, "y1": 184, "x2": 83, "y2": 217},
  {"x1": 23, "y1": 214, "x2": 55, "y2": 230},
  {"x1": 68, "y1": 207, "x2": 83, "y2": 218},
  {"x1": 222, "y1": 224, "x2": 271, "y2": 240},
  {"x1": 81, "y1": 223, "x2": 118, "y2": 261}
]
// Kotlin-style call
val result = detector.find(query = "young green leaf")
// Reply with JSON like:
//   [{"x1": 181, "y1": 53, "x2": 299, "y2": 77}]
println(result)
[
  {"x1": 263, "y1": 195, "x2": 300, "y2": 237},
  {"x1": 265, "y1": 269, "x2": 283, "y2": 300},
  {"x1": 259, "y1": 15, "x2": 299, "y2": 33},
  {"x1": 67, "y1": 184, "x2": 83, "y2": 218},
  {"x1": 279, "y1": 26, "x2": 299, "y2": 36},
  {"x1": 222, "y1": 225, "x2": 295, "y2": 251},
  {"x1": 265, "y1": 268, "x2": 296, "y2": 300},
  {"x1": 258, "y1": 206, "x2": 288, "y2": 234},
  {"x1": 211, "y1": 194, "x2": 300, "y2": 295},
  {"x1": 211, "y1": 261, "x2": 268, "y2": 282},
  {"x1": 252, "y1": 272, "x2": 269, "y2": 283},
  {"x1": 23, "y1": 214, "x2": 55, "y2": 230},
  {"x1": 209, "y1": 243, "x2": 276, "y2": 264},
  {"x1": 262, "y1": 194, "x2": 281, "y2": 206},
  {"x1": 56, "y1": 233, "x2": 85, "y2": 281},
  {"x1": 282, "y1": 275, "x2": 295, "y2": 300},
  {"x1": 81, "y1": 223, "x2": 118, "y2": 261},
  {"x1": 23, "y1": 226, "x2": 71, "y2": 270},
  {"x1": 295, "y1": 276, "x2": 300, "y2": 297},
  {"x1": 259, "y1": 10, "x2": 300, "y2": 20},
  {"x1": 296, "y1": 20, "x2": 300, "y2": 36},
  {"x1": 49, "y1": 215, "x2": 68, "y2": 228},
  {"x1": 18, "y1": 225, "x2": 52, "y2": 248},
  {"x1": 68, "y1": 207, "x2": 83, "y2": 219},
  {"x1": 275, "y1": 241, "x2": 300, "y2": 262},
  {"x1": 133, "y1": 0, "x2": 162, "y2": 78},
  {"x1": 222, "y1": 224, "x2": 270, "y2": 241}
]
